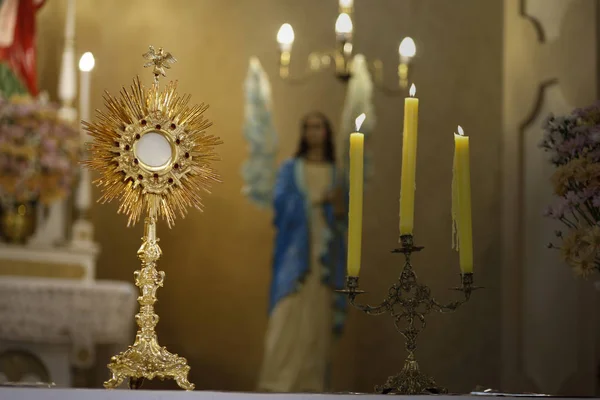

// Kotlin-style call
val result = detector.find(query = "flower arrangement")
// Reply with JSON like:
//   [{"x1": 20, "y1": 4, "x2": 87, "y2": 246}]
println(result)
[
  {"x1": 541, "y1": 103, "x2": 600, "y2": 276},
  {"x1": 0, "y1": 94, "x2": 80, "y2": 206}
]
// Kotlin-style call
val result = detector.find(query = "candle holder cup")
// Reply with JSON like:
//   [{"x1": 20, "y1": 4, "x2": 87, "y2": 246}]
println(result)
[{"x1": 338, "y1": 234, "x2": 481, "y2": 395}]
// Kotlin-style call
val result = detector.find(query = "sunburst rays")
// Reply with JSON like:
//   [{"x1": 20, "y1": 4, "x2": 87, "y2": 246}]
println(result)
[{"x1": 83, "y1": 77, "x2": 222, "y2": 227}]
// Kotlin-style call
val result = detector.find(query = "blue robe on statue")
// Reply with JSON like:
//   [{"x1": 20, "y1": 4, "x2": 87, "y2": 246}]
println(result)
[{"x1": 268, "y1": 158, "x2": 347, "y2": 334}]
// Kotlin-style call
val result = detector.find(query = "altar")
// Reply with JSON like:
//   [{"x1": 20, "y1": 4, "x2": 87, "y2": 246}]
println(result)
[{"x1": 0, "y1": 389, "x2": 558, "y2": 400}]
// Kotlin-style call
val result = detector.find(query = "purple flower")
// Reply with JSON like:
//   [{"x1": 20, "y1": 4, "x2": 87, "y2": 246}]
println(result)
[
  {"x1": 37, "y1": 122, "x2": 51, "y2": 137},
  {"x1": 545, "y1": 199, "x2": 570, "y2": 219},
  {"x1": 573, "y1": 102, "x2": 600, "y2": 122},
  {"x1": 590, "y1": 127, "x2": 600, "y2": 144},
  {"x1": 40, "y1": 153, "x2": 58, "y2": 169},
  {"x1": 42, "y1": 138, "x2": 57, "y2": 152},
  {"x1": 566, "y1": 191, "x2": 584, "y2": 205},
  {"x1": 582, "y1": 187, "x2": 596, "y2": 200},
  {"x1": 562, "y1": 136, "x2": 589, "y2": 156},
  {"x1": 56, "y1": 158, "x2": 69, "y2": 171},
  {"x1": 0, "y1": 94, "x2": 79, "y2": 203}
]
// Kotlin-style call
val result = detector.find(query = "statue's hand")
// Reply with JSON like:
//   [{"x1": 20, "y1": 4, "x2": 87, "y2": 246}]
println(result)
[{"x1": 329, "y1": 187, "x2": 347, "y2": 218}]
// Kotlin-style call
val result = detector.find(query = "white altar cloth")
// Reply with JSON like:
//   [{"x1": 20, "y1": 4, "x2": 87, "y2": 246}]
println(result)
[
  {"x1": 0, "y1": 277, "x2": 137, "y2": 370},
  {"x1": 0, "y1": 389, "x2": 567, "y2": 400}
]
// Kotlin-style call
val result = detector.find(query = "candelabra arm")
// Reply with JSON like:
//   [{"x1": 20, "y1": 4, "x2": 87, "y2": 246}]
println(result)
[
  {"x1": 431, "y1": 273, "x2": 481, "y2": 312},
  {"x1": 338, "y1": 276, "x2": 393, "y2": 315},
  {"x1": 278, "y1": 50, "x2": 335, "y2": 84},
  {"x1": 369, "y1": 58, "x2": 412, "y2": 96},
  {"x1": 349, "y1": 294, "x2": 393, "y2": 315},
  {"x1": 432, "y1": 298, "x2": 466, "y2": 313}
]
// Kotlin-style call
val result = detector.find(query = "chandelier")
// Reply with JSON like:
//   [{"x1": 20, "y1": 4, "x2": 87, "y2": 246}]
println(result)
[{"x1": 276, "y1": 0, "x2": 416, "y2": 94}]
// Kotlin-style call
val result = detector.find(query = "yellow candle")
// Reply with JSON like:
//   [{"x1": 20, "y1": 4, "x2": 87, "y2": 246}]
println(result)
[
  {"x1": 452, "y1": 126, "x2": 473, "y2": 273},
  {"x1": 347, "y1": 114, "x2": 365, "y2": 277},
  {"x1": 399, "y1": 84, "x2": 419, "y2": 236}
]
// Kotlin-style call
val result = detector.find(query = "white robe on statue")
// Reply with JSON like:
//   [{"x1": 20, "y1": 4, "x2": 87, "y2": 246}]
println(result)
[{"x1": 257, "y1": 162, "x2": 333, "y2": 392}]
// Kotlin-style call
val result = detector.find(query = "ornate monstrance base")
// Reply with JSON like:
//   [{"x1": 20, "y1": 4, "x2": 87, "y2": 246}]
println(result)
[
  {"x1": 375, "y1": 353, "x2": 446, "y2": 395},
  {"x1": 104, "y1": 334, "x2": 193, "y2": 390},
  {"x1": 103, "y1": 216, "x2": 194, "y2": 390}
]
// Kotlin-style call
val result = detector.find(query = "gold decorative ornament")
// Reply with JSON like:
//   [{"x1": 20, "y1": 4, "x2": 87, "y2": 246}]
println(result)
[
  {"x1": 1, "y1": 203, "x2": 36, "y2": 243},
  {"x1": 83, "y1": 46, "x2": 222, "y2": 390}
]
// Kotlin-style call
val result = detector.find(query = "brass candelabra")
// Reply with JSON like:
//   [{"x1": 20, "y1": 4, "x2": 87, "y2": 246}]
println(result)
[{"x1": 338, "y1": 234, "x2": 480, "y2": 395}]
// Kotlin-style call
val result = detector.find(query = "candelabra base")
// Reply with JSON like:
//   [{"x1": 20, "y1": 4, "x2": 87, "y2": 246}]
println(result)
[
  {"x1": 340, "y1": 236, "x2": 478, "y2": 394},
  {"x1": 376, "y1": 353, "x2": 446, "y2": 395},
  {"x1": 104, "y1": 335, "x2": 194, "y2": 390}
]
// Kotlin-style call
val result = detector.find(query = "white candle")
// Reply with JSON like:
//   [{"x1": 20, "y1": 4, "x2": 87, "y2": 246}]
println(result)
[
  {"x1": 78, "y1": 52, "x2": 95, "y2": 124},
  {"x1": 76, "y1": 52, "x2": 95, "y2": 212},
  {"x1": 58, "y1": 0, "x2": 77, "y2": 112}
]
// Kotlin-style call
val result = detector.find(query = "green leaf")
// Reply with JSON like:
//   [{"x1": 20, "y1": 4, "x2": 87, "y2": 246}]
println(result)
[{"x1": 0, "y1": 62, "x2": 28, "y2": 98}]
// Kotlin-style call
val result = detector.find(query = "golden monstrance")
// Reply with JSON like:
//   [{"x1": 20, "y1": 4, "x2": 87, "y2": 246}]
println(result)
[{"x1": 83, "y1": 46, "x2": 222, "y2": 390}]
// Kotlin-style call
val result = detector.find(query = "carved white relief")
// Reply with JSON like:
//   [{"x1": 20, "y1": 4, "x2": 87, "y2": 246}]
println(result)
[
  {"x1": 522, "y1": 83, "x2": 576, "y2": 393},
  {"x1": 28, "y1": 202, "x2": 67, "y2": 247},
  {"x1": 524, "y1": 0, "x2": 577, "y2": 42}
]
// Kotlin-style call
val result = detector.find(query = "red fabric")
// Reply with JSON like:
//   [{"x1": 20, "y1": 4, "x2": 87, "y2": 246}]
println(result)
[{"x1": 0, "y1": 0, "x2": 46, "y2": 95}]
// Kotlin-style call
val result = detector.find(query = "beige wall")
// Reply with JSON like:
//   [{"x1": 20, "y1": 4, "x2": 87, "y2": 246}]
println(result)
[
  {"x1": 502, "y1": 0, "x2": 599, "y2": 395},
  {"x1": 37, "y1": 0, "x2": 503, "y2": 392}
]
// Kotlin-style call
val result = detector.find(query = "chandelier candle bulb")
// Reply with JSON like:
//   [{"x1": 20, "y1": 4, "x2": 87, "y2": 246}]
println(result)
[
  {"x1": 277, "y1": 23, "x2": 294, "y2": 52},
  {"x1": 347, "y1": 113, "x2": 366, "y2": 277},
  {"x1": 452, "y1": 126, "x2": 473, "y2": 273},
  {"x1": 399, "y1": 84, "x2": 419, "y2": 236},
  {"x1": 277, "y1": 24, "x2": 294, "y2": 79},
  {"x1": 335, "y1": 13, "x2": 353, "y2": 41},
  {"x1": 399, "y1": 37, "x2": 416, "y2": 63}
]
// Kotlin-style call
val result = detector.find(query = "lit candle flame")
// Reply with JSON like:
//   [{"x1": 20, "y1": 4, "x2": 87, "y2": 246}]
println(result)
[
  {"x1": 457, "y1": 125, "x2": 464, "y2": 136},
  {"x1": 409, "y1": 83, "x2": 416, "y2": 97},
  {"x1": 355, "y1": 113, "x2": 366, "y2": 131},
  {"x1": 79, "y1": 52, "x2": 95, "y2": 72}
]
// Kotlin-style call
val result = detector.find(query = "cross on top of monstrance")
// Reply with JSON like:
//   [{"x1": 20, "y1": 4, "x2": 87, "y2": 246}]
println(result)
[
  {"x1": 143, "y1": 45, "x2": 177, "y2": 78},
  {"x1": 83, "y1": 46, "x2": 222, "y2": 390}
]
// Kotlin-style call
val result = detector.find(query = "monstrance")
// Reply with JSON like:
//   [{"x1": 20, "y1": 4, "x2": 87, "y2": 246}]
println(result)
[{"x1": 83, "y1": 46, "x2": 222, "y2": 390}]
